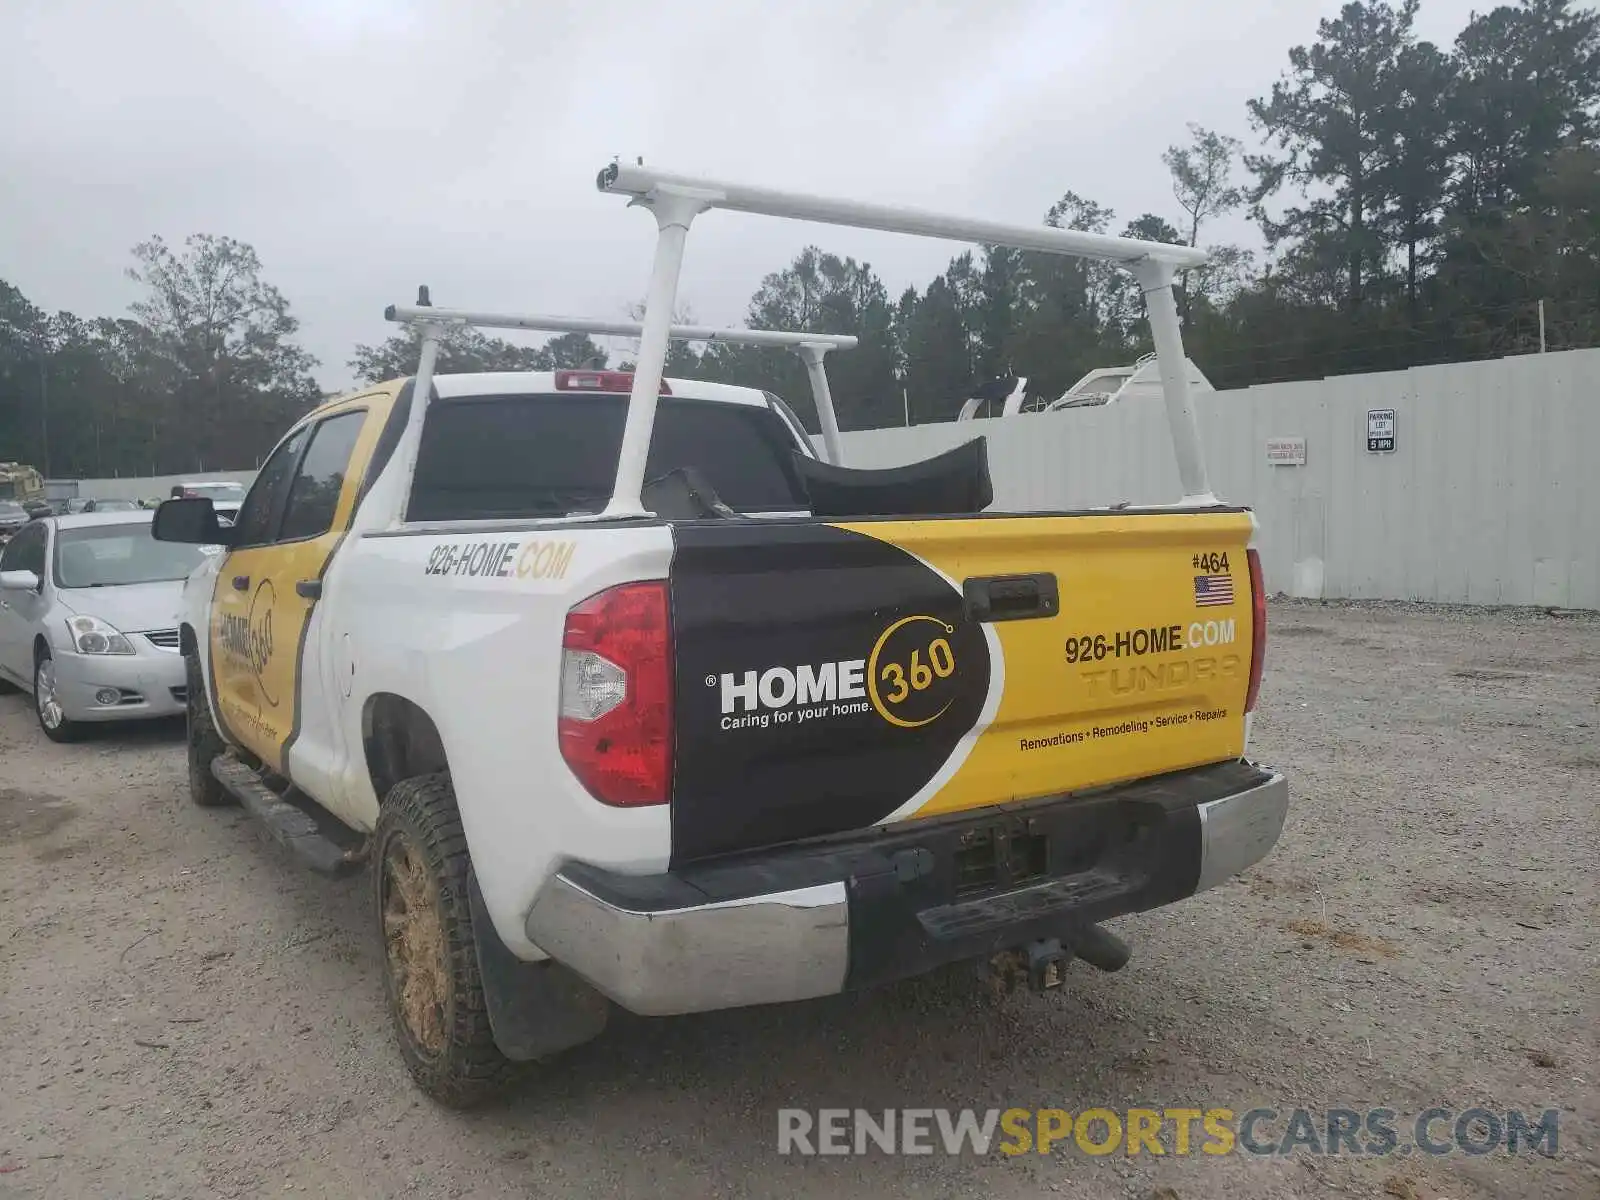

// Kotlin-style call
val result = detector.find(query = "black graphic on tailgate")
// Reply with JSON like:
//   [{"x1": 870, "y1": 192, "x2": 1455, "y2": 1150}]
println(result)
[{"x1": 670, "y1": 523, "x2": 992, "y2": 862}]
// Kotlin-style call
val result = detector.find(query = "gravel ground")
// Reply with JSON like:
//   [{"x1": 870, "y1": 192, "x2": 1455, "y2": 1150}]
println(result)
[{"x1": 1, "y1": 600, "x2": 1595, "y2": 1200}]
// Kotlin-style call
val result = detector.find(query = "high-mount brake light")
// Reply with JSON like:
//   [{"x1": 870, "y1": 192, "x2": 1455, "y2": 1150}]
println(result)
[
  {"x1": 1245, "y1": 548, "x2": 1267, "y2": 713},
  {"x1": 558, "y1": 581, "x2": 673, "y2": 807},
  {"x1": 553, "y1": 370, "x2": 671, "y2": 395}
]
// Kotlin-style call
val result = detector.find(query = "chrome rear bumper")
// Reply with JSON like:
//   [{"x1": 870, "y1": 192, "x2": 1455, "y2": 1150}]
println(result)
[
  {"x1": 1196, "y1": 772, "x2": 1291, "y2": 893},
  {"x1": 525, "y1": 766, "x2": 1287, "y2": 1017},
  {"x1": 524, "y1": 876, "x2": 850, "y2": 1017}
]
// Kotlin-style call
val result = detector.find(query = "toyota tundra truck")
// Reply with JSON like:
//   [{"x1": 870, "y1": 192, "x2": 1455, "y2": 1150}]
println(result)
[{"x1": 152, "y1": 162, "x2": 1287, "y2": 1107}]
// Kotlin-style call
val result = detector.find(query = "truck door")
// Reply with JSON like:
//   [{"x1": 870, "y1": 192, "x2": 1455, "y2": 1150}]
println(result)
[{"x1": 209, "y1": 405, "x2": 373, "y2": 773}]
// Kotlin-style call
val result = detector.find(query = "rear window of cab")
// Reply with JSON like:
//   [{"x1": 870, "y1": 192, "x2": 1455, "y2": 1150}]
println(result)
[{"x1": 407, "y1": 393, "x2": 809, "y2": 521}]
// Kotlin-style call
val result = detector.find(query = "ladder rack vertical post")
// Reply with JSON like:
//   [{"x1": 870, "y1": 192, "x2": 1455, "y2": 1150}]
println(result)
[
  {"x1": 390, "y1": 320, "x2": 446, "y2": 519},
  {"x1": 604, "y1": 187, "x2": 715, "y2": 518},
  {"x1": 797, "y1": 343, "x2": 844, "y2": 465},
  {"x1": 412, "y1": 324, "x2": 443, "y2": 409},
  {"x1": 1134, "y1": 260, "x2": 1212, "y2": 504}
]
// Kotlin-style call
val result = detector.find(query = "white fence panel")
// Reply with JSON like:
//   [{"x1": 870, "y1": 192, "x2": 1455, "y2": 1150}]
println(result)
[
  {"x1": 65, "y1": 470, "x2": 258, "y2": 502},
  {"x1": 830, "y1": 347, "x2": 1600, "y2": 610}
]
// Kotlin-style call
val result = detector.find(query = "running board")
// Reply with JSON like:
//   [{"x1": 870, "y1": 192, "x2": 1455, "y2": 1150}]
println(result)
[{"x1": 211, "y1": 756, "x2": 364, "y2": 877}]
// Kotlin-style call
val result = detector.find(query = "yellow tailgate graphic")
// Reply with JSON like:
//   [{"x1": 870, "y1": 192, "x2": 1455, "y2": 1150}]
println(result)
[
  {"x1": 837, "y1": 512, "x2": 1256, "y2": 820},
  {"x1": 667, "y1": 511, "x2": 1255, "y2": 862}
]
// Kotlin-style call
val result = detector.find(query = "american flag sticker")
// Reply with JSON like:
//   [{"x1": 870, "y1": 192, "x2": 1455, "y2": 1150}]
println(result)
[{"x1": 1193, "y1": 574, "x2": 1235, "y2": 607}]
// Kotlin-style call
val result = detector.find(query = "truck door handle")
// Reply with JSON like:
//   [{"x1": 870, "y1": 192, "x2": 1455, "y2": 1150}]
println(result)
[
  {"x1": 295, "y1": 579, "x2": 322, "y2": 600},
  {"x1": 962, "y1": 573, "x2": 1059, "y2": 622},
  {"x1": 232, "y1": 575, "x2": 250, "y2": 591}
]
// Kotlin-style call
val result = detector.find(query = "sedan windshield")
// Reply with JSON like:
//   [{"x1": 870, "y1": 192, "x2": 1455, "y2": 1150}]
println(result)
[
  {"x1": 0, "y1": 502, "x2": 25, "y2": 519},
  {"x1": 54, "y1": 523, "x2": 211, "y2": 588},
  {"x1": 89, "y1": 498, "x2": 140, "y2": 512}
]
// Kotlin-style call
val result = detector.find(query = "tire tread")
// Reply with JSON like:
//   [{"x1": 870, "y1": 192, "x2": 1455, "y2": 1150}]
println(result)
[
  {"x1": 374, "y1": 773, "x2": 518, "y2": 1108},
  {"x1": 185, "y1": 650, "x2": 232, "y2": 807}
]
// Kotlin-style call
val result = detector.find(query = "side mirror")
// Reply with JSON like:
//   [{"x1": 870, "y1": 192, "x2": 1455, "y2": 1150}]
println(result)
[
  {"x1": 0, "y1": 569, "x2": 41, "y2": 592},
  {"x1": 152, "y1": 497, "x2": 234, "y2": 547}
]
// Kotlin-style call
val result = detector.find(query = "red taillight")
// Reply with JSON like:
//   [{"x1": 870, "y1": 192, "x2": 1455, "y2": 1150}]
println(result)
[
  {"x1": 1244, "y1": 547, "x2": 1267, "y2": 713},
  {"x1": 553, "y1": 370, "x2": 671, "y2": 395},
  {"x1": 558, "y1": 581, "x2": 673, "y2": 806}
]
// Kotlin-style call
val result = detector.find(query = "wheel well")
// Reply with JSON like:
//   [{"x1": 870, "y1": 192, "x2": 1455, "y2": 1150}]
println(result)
[{"x1": 363, "y1": 693, "x2": 449, "y2": 805}]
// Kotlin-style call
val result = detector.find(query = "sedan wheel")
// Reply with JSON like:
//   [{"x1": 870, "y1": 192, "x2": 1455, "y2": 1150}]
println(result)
[{"x1": 34, "y1": 650, "x2": 81, "y2": 743}]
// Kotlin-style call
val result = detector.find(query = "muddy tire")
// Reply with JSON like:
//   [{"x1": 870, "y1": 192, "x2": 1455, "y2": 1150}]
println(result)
[
  {"x1": 374, "y1": 774, "x2": 516, "y2": 1108},
  {"x1": 185, "y1": 650, "x2": 232, "y2": 807}
]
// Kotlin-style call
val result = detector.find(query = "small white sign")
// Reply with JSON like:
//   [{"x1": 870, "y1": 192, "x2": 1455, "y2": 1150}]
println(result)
[
  {"x1": 1367, "y1": 408, "x2": 1396, "y2": 453},
  {"x1": 1266, "y1": 437, "x2": 1307, "y2": 466}
]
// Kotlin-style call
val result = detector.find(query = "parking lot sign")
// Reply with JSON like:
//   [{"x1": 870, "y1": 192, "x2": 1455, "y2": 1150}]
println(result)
[{"x1": 1367, "y1": 408, "x2": 1396, "y2": 453}]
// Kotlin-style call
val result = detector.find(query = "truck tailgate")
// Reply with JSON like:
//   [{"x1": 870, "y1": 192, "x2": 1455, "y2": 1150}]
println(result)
[{"x1": 668, "y1": 510, "x2": 1258, "y2": 862}]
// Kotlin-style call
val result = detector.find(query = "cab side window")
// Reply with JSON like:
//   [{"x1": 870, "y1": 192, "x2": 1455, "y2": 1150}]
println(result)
[
  {"x1": 0, "y1": 523, "x2": 46, "y2": 576},
  {"x1": 278, "y1": 411, "x2": 366, "y2": 542},
  {"x1": 231, "y1": 426, "x2": 310, "y2": 547}
]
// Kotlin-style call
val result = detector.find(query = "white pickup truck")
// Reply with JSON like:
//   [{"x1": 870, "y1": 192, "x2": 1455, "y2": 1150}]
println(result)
[{"x1": 153, "y1": 163, "x2": 1287, "y2": 1107}]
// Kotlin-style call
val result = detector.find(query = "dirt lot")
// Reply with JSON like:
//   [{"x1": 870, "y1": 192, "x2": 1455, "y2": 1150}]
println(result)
[{"x1": 1, "y1": 601, "x2": 1595, "y2": 1199}]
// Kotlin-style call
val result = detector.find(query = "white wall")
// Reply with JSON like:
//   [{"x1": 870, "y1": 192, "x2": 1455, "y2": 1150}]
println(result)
[
  {"x1": 829, "y1": 348, "x2": 1600, "y2": 610},
  {"x1": 66, "y1": 470, "x2": 258, "y2": 502}
]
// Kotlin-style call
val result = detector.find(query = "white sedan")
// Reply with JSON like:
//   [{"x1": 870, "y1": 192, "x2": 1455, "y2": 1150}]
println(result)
[{"x1": 0, "y1": 511, "x2": 216, "y2": 742}]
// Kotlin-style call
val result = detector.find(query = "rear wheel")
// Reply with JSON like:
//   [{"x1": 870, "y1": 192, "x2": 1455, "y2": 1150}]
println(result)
[
  {"x1": 185, "y1": 649, "x2": 231, "y2": 807},
  {"x1": 374, "y1": 774, "x2": 516, "y2": 1108},
  {"x1": 33, "y1": 647, "x2": 82, "y2": 743}
]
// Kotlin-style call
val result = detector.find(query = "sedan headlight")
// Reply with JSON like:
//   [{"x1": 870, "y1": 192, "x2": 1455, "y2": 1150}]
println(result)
[{"x1": 67, "y1": 615, "x2": 136, "y2": 655}]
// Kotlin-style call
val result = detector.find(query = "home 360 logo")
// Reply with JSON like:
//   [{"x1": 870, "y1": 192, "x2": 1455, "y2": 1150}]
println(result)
[
  {"x1": 219, "y1": 578, "x2": 278, "y2": 708},
  {"x1": 866, "y1": 615, "x2": 959, "y2": 728},
  {"x1": 715, "y1": 613, "x2": 962, "y2": 730}
]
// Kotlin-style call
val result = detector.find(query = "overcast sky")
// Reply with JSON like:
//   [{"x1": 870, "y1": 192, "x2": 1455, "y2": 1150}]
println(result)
[{"x1": 4, "y1": 0, "x2": 1488, "y2": 389}]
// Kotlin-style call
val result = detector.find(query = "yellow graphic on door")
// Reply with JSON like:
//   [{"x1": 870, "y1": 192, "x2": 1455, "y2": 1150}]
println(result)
[
  {"x1": 208, "y1": 387, "x2": 399, "y2": 771},
  {"x1": 211, "y1": 540, "x2": 325, "y2": 768}
]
